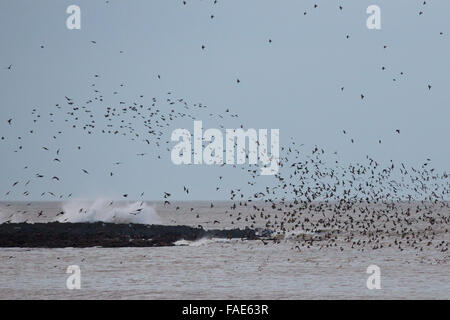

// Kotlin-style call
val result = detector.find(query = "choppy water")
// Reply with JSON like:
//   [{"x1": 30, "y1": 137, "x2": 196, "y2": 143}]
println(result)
[{"x1": 0, "y1": 201, "x2": 449, "y2": 299}]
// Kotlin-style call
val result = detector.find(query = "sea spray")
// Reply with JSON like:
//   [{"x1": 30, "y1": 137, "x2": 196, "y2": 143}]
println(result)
[
  {"x1": 58, "y1": 198, "x2": 161, "y2": 224},
  {"x1": 0, "y1": 206, "x2": 26, "y2": 223}
]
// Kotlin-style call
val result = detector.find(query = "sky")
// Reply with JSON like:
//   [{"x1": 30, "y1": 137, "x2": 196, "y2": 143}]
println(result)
[{"x1": 0, "y1": 0, "x2": 449, "y2": 201}]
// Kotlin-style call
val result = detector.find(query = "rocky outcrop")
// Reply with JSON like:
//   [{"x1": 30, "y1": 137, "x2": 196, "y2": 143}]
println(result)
[{"x1": 0, "y1": 222, "x2": 262, "y2": 248}]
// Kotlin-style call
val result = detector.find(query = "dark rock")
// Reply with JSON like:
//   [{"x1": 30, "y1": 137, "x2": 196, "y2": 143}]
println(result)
[{"x1": 0, "y1": 222, "x2": 264, "y2": 248}]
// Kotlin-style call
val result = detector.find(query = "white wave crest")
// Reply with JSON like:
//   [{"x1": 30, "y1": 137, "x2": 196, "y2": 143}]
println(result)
[
  {"x1": 174, "y1": 238, "x2": 232, "y2": 246},
  {"x1": 57, "y1": 198, "x2": 161, "y2": 225}
]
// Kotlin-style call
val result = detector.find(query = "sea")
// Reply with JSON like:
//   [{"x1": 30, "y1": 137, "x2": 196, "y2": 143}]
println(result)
[{"x1": 0, "y1": 200, "x2": 448, "y2": 299}]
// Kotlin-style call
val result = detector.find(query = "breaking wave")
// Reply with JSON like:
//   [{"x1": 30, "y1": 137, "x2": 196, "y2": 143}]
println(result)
[
  {"x1": 57, "y1": 198, "x2": 161, "y2": 225},
  {"x1": 174, "y1": 238, "x2": 233, "y2": 246}
]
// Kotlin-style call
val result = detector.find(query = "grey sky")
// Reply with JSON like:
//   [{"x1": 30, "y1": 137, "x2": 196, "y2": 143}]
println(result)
[{"x1": 0, "y1": 0, "x2": 449, "y2": 201}]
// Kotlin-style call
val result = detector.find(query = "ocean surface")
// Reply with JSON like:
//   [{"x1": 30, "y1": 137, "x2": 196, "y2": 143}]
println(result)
[{"x1": 0, "y1": 201, "x2": 448, "y2": 299}]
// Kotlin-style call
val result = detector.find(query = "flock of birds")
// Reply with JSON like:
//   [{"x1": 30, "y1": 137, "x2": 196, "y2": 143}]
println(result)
[{"x1": 1, "y1": 0, "x2": 449, "y2": 254}]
